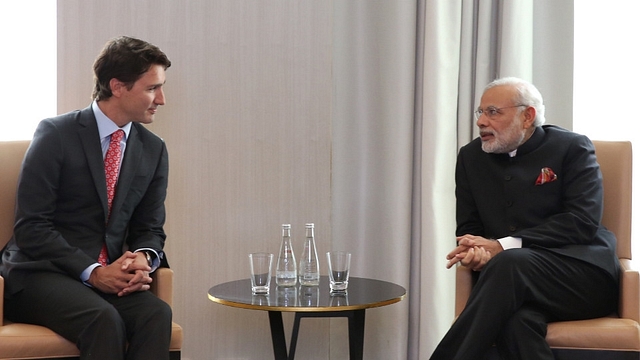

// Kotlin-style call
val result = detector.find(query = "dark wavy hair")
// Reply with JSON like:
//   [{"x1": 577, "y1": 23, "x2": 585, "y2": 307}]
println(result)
[{"x1": 92, "y1": 36, "x2": 171, "y2": 101}]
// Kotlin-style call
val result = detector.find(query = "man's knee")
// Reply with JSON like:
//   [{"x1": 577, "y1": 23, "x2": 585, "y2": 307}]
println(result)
[
  {"x1": 497, "y1": 307, "x2": 552, "y2": 359},
  {"x1": 90, "y1": 302, "x2": 127, "y2": 332},
  {"x1": 484, "y1": 249, "x2": 539, "y2": 274},
  {"x1": 136, "y1": 295, "x2": 173, "y2": 328},
  {"x1": 503, "y1": 307, "x2": 548, "y2": 336},
  {"x1": 76, "y1": 303, "x2": 127, "y2": 354},
  {"x1": 153, "y1": 298, "x2": 172, "y2": 323}
]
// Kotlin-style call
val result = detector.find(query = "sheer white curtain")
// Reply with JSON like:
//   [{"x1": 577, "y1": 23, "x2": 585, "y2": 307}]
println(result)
[
  {"x1": 0, "y1": 1, "x2": 56, "y2": 141},
  {"x1": 332, "y1": 0, "x2": 572, "y2": 358}
]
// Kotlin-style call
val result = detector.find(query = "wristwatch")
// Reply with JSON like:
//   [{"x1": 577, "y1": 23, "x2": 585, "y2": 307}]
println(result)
[{"x1": 144, "y1": 251, "x2": 153, "y2": 267}]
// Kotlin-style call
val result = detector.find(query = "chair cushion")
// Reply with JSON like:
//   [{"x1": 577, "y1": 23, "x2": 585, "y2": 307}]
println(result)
[
  {"x1": 0, "y1": 322, "x2": 79, "y2": 358},
  {"x1": 547, "y1": 317, "x2": 640, "y2": 351},
  {"x1": 0, "y1": 320, "x2": 183, "y2": 358}
]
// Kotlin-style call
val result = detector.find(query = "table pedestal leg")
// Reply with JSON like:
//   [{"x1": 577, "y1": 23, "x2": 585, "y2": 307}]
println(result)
[
  {"x1": 289, "y1": 313, "x2": 302, "y2": 359},
  {"x1": 348, "y1": 309, "x2": 366, "y2": 360},
  {"x1": 268, "y1": 311, "x2": 288, "y2": 360},
  {"x1": 286, "y1": 310, "x2": 366, "y2": 360}
]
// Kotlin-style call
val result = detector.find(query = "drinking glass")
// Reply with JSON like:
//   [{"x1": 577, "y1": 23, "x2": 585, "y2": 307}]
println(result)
[
  {"x1": 326, "y1": 251, "x2": 351, "y2": 293},
  {"x1": 249, "y1": 253, "x2": 273, "y2": 294}
]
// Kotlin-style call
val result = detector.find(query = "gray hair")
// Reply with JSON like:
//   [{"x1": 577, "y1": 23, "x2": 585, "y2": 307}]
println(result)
[{"x1": 485, "y1": 77, "x2": 546, "y2": 126}]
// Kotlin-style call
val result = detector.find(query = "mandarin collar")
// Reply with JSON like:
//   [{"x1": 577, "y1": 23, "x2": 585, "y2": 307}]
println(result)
[{"x1": 513, "y1": 126, "x2": 545, "y2": 157}]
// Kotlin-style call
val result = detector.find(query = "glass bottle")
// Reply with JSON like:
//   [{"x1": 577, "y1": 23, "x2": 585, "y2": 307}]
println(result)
[
  {"x1": 276, "y1": 224, "x2": 297, "y2": 286},
  {"x1": 299, "y1": 223, "x2": 320, "y2": 286}
]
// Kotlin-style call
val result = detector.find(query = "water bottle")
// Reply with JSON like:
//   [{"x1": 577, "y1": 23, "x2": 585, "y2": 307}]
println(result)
[
  {"x1": 299, "y1": 223, "x2": 320, "y2": 286},
  {"x1": 276, "y1": 224, "x2": 297, "y2": 286}
]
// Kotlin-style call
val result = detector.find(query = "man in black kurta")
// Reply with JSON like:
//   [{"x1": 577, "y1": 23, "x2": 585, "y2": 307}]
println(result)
[{"x1": 430, "y1": 77, "x2": 619, "y2": 360}]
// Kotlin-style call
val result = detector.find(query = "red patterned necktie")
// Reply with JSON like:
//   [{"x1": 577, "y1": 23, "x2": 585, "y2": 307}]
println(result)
[{"x1": 98, "y1": 129, "x2": 124, "y2": 266}]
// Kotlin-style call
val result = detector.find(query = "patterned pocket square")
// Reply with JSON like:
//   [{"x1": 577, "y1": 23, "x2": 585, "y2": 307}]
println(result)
[{"x1": 535, "y1": 167, "x2": 558, "y2": 185}]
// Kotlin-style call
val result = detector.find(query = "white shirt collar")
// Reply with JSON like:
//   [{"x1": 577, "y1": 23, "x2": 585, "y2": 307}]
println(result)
[{"x1": 92, "y1": 100, "x2": 132, "y2": 141}]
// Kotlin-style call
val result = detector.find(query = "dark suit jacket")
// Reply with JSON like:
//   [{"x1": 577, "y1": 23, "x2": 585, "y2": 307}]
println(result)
[
  {"x1": 0, "y1": 105, "x2": 169, "y2": 295},
  {"x1": 456, "y1": 125, "x2": 620, "y2": 282}
]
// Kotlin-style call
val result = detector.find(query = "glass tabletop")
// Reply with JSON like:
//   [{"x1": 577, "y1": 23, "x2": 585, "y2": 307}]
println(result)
[{"x1": 208, "y1": 276, "x2": 406, "y2": 312}]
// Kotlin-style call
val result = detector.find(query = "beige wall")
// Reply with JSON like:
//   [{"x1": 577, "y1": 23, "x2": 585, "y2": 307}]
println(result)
[{"x1": 58, "y1": 1, "x2": 334, "y2": 359}]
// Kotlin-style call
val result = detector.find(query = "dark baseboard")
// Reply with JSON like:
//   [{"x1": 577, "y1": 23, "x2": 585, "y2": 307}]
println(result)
[
  {"x1": 553, "y1": 349, "x2": 639, "y2": 360},
  {"x1": 37, "y1": 351, "x2": 180, "y2": 360},
  {"x1": 484, "y1": 347, "x2": 639, "y2": 360}
]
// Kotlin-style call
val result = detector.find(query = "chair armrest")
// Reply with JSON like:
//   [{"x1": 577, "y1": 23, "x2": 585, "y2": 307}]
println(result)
[
  {"x1": 150, "y1": 268, "x2": 174, "y2": 308},
  {"x1": 455, "y1": 265, "x2": 473, "y2": 317},
  {"x1": 619, "y1": 259, "x2": 640, "y2": 322},
  {"x1": 0, "y1": 275, "x2": 4, "y2": 322}
]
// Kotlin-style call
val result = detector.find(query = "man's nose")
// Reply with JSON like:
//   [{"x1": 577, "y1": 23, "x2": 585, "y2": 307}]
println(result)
[
  {"x1": 476, "y1": 113, "x2": 488, "y2": 127},
  {"x1": 155, "y1": 88, "x2": 166, "y2": 105}
]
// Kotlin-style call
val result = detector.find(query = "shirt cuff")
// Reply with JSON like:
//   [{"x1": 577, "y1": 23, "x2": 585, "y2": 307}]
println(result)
[
  {"x1": 497, "y1": 236, "x2": 522, "y2": 250},
  {"x1": 135, "y1": 248, "x2": 162, "y2": 272},
  {"x1": 81, "y1": 263, "x2": 101, "y2": 286}
]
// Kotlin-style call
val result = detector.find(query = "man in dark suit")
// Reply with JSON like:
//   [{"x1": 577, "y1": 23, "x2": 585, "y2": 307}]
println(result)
[
  {"x1": 0, "y1": 36, "x2": 172, "y2": 359},
  {"x1": 430, "y1": 77, "x2": 619, "y2": 360}
]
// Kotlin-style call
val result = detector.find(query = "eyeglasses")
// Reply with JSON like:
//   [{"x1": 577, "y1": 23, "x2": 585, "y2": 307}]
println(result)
[{"x1": 475, "y1": 105, "x2": 527, "y2": 120}]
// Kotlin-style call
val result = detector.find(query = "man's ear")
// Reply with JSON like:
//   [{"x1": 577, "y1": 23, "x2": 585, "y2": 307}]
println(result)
[
  {"x1": 109, "y1": 78, "x2": 126, "y2": 97},
  {"x1": 523, "y1": 106, "x2": 537, "y2": 128}
]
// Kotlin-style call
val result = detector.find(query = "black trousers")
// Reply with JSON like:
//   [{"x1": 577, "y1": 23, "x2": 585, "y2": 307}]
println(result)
[
  {"x1": 5, "y1": 271, "x2": 172, "y2": 360},
  {"x1": 430, "y1": 248, "x2": 618, "y2": 360}
]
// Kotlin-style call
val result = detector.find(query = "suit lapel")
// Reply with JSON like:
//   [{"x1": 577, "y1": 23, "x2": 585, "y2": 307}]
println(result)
[
  {"x1": 110, "y1": 123, "x2": 142, "y2": 223},
  {"x1": 77, "y1": 107, "x2": 110, "y2": 220}
]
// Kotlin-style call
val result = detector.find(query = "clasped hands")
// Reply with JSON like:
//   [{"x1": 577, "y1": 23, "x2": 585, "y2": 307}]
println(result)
[
  {"x1": 88, "y1": 251, "x2": 152, "y2": 296},
  {"x1": 446, "y1": 235, "x2": 504, "y2": 271}
]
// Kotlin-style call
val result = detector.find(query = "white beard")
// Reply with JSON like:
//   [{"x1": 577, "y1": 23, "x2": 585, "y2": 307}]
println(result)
[{"x1": 481, "y1": 117, "x2": 526, "y2": 154}]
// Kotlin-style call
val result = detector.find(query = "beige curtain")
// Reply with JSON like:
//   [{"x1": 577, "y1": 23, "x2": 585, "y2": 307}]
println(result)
[{"x1": 331, "y1": 1, "x2": 415, "y2": 358}]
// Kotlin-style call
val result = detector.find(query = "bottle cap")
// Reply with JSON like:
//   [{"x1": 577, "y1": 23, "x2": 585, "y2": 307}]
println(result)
[
  {"x1": 282, "y1": 224, "x2": 291, "y2": 229},
  {"x1": 305, "y1": 223, "x2": 314, "y2": 228}
]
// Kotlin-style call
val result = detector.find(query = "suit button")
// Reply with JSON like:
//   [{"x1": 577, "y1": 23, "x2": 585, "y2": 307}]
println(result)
[
  {"x1": 504, "y1": 175, "x2": 512, "y2": 181},
  {"x1": 509, "y1": 225, "x2": 517, "y2": 232}
]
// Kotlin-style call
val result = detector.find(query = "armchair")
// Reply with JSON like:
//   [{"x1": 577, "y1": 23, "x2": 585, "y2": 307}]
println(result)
[
  {"x1": 0, "y1": 140, "x2": 183, "y2": 359},
  {"x1": 455, "y1": 140, "x2": 640, "y2": 359}
]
